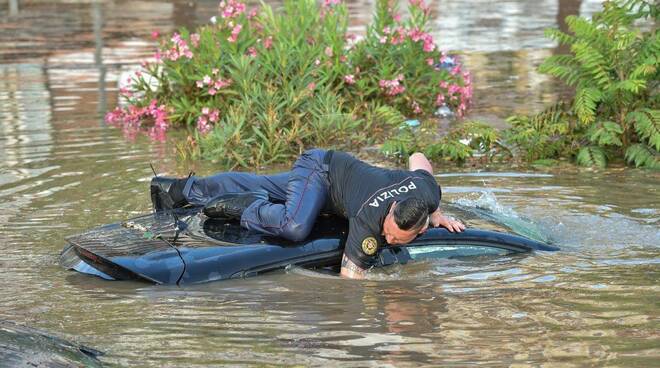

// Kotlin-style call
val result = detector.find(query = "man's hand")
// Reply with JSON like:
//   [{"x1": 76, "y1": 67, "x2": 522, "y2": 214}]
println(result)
[
  {"x1": 430, "y1": 208, "x2": 465, "y2": 232},
  {"x1": 340, "y1": 253, "x2": 367, "y2": 279}
]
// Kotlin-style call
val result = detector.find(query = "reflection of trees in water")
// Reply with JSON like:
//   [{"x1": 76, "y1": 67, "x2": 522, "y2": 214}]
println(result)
[
  {"x1": 0, "y1": 64, "x2": 53, "y2": 227},
  {"x1": 0, "y1": 64, "x2": 53, "y2": 168}
]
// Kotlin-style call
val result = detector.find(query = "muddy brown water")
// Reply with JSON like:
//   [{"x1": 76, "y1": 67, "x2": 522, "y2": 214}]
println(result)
[{"x1": 1, "y1": 1, "x2": 658, "y2": 366}]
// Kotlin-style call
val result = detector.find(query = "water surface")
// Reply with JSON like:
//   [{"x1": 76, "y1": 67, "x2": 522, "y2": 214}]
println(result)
[{"x1": 1, "y1": 1, "x2": 658, "y2": 366}]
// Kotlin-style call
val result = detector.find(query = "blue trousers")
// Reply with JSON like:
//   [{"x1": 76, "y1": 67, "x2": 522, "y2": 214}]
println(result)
[{"x1": 182, "y1": 149, "x2": 330, "y2": 242}]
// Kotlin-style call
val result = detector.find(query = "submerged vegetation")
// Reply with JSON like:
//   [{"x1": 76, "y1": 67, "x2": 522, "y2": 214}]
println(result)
[
  {"x1": 107, "y1": 0, "x2": 472, "y2": 168},
  {"x1": 108, "y1": 0, "x2": 657, "y2": 169}
]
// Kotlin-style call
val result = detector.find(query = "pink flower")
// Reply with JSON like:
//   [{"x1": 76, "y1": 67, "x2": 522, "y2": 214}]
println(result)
[
  {"x1": 246, "y1": 47, "x2": 257, "y2": 57},
  {"x1": 202, "y1": 107, "x2": 210, "y2": 115},
  {"x1": 164, "y1": 32, "x2": 193, "y2": 60},
  {"x1": 435, "y1": 94, "x2": 445, "y2": 105},
  {"x1": 390, "y1": 27, "x2": 406, "y2": 45},
  {"x1": 408, "y1": 28, "x2": 424, "y2": 42},
  {"x1": 219, "y1": 0, "x2": 246, "y2": 19},
  {"x1": 426, "y1": 58, "x2": 434, "y2": 66},
  {"x1": 379, "y1": 36, "x2": 387, "y2": 44},
  {"x1": 190, "y1": 33, "x2": 200, "y2": 47},
  {"x1": 393, "y1": 14, "x2": 402, "y2": 22},
  {"x1": 323, "y1": 0, "x2": 341, "y2": 7},
  {"x1": 307, "y1": 82, "x2": 316, "y2": 90},
  {"x1": 324, "y1": 46, "x2": 333, "y2": 57},
  {"x1": 209, "y1": 110, "x2": 220, "y2": 123},
  {"x1": 208, "y1": 88, "x2": 217, "y2": 95},
  {"x1": 339, "y1": 55, "x2": 347, "y2": 63},
  {"x1": 411, "y1": 100, "x2": 422, "y2": 114},
  {"x1": 448, "y1": 84, "x2": 461, "y2": 95},
  {"x1": 196, "y1": 116, "x2": 211, "y2": 135},
  {"x1": 314, "y1": 59, "x2": 321, "y2": 66},
  {"x1": 228, "y1": 24, "x2": 242, "y2": 43},
  {"x1": 214, "y1": 79, "x2": 231, "y2": 89},
  {"x1": 450, "y1": 65, "x2": 461, "y2": 75},
  {"x1": 203, "y1": 75, "x2": 212, "y2": 85},
  {"x1": 344, "y1": 74, "x2": 355, "y2": 85},
  {"x1": 263, "y1": 36, "x2": 273, "y2": 49},
  {"x1": 119, "y1": 87, "x2": 133, "y2": 97},
  {"x1": 379, "y1": 75, "x2": 406, "y2": 96},
  {"x1": 151, "y1": 30, "x2": 160, "y2": 40},
  {"x1": 247, "y1": 7, "x2": 259, "y2": 19}
]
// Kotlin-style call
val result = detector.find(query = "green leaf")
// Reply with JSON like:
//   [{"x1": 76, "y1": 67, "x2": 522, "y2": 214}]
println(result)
[
  {"x1": 576, "y1": 146, "x2": 607, "y2": 167},
  {"x1": 573, "y1": 87, "x2": 603, "y2": 125},
  {"x1": 625, "y1": 144, "x2": 660, "y2": 169},
  {"x1": 588, "y1": 121, "x2": 623, "y2": 146},
  {"x1": 628, "y1": 109, "x2": 660, "y2": 150}
]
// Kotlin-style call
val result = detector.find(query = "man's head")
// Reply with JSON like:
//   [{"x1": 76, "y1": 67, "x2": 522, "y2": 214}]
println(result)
[{"x1": 382, "y1": 198, "x2": 429, "y2": 245}]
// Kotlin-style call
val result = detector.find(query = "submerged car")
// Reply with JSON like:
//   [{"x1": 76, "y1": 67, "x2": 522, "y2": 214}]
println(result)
[{"x1": 59, "y1": 203, "x2": 559, "y2": 285}]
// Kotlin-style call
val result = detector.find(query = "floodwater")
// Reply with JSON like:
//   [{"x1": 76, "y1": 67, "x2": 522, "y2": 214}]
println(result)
[{"x1": 1, "y1": 0, "x2": 658, "y2": 367}]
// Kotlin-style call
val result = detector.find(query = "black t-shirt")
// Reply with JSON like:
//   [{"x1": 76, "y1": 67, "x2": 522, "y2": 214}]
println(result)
[{"x1": 326, "y1": 151, "x2": 441, "y2": 269}]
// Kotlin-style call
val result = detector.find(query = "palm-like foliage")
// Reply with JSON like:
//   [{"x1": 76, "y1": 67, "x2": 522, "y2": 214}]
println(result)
[{"x1": 537, "y1": 0, "x2": 658, "y2": 168}]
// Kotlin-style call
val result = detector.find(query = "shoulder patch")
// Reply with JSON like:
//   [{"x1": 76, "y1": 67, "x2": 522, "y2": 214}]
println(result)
[{"x1": 361, "y1": 237, "x2": 378, "y2": 256}]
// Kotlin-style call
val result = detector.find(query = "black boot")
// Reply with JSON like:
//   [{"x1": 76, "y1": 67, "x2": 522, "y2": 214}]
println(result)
[
  {"x1": 203, "y1": 191, "x2": 268, "y2": 219},
  {"x1": 150, "y1": 176, "x2": 189, "y2": 211}
]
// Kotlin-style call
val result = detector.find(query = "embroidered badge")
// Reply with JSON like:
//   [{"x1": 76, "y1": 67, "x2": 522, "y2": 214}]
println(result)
[{"x1": 361, "y1": 237, "x2": 378, "y2": 256}]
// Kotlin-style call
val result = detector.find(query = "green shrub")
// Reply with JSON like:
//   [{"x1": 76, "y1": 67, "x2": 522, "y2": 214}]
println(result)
[
  {"x1": 524, "y1": 0, "x2": 659, "y2": 168},
  {"x1": 106, "y1": 0, "x2": 472, "y2": 168},
  {"x1": 504, "y1": 102, "x2": 580, "y2": 162},
  {"x1": 382, "y1": 121, "x2": 501, "y2": 163}
]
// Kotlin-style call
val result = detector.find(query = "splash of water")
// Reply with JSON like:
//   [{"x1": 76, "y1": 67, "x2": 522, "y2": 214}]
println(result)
[{"x1": 454, "y1": 191, "x2": 554, "y2": 244}]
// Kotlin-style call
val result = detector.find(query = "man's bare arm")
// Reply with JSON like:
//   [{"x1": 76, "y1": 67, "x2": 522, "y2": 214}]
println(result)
[
  {"x1": 340, "y1": 253, "x2": 367, "y2": 279},
  {"x1": 409, "y1": 152, "x2": 465, "y2": 232},
  {"x1": 408, "y1": 152, "x2": 433, "y2": 175}
]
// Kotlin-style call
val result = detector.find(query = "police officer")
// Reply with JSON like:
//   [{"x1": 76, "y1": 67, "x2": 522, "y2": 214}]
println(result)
[{"x1": 151, "y1": 149, "x2": 464, "y2": 279}]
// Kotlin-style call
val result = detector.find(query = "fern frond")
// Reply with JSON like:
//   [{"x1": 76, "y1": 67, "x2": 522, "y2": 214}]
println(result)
[
  {"x1": 629, "y1": 59, "x2": 657, "y2": 80},
  {"x1": 566, "y1": 16, "x2": 609, "y2": 47},
  {"x1": 613, "y1": 79, "x2": 647, "y2": 94},
  {"x1": 628, "y1": 109, "x2": 660, "y2": 150},
  {"x1": 625, "y1": 143, "x2": 660, "y2": 168},
  {"x1": 572, "y1": 42, "x2": 612, "y2": 89},
  {"x1": 598, "y1": 2, "x2": 635, "y2": 26},
  {"x1": 618, "y1": 0, "x2": 659, "y2": 20},
  {"x1": 574, "y1": 87, "x2": 603, "y2": 125},
  {"x1": 577, "y1": 146, "x2": 607, "y2": 167},
  {"x1": 538, "y1": 62, "x2": 582, "y2": 86},
  {"x1": 544, "y1": 28, "x2": 576, "y2": 45},
  {"x1": 588, "y1": 120, "x2": 624, "y2": 146}
]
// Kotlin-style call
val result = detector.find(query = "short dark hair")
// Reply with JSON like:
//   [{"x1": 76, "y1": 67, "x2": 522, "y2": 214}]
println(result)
[{"x1": 393, "y1": 198, "x2": 428, "y2": 231}]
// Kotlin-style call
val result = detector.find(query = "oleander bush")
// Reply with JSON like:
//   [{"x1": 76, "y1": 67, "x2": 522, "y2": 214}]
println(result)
[
  {"x1": 506, "y1": 0, "x2": 659, "y2": 168},
  {"x1": 107, "y1": 0, "x2": 472, "y2": 168}
]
